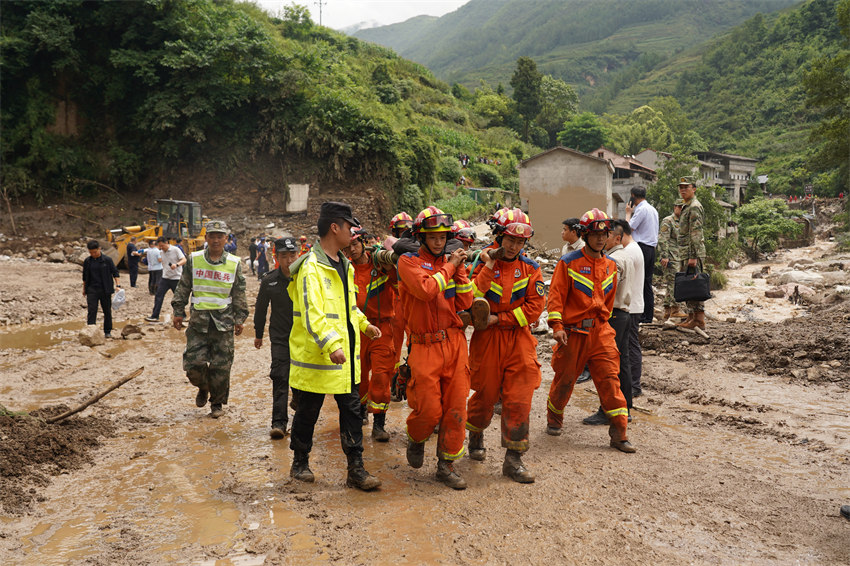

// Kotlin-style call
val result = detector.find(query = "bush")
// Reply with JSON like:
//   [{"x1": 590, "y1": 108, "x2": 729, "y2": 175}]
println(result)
[
  {"x1": 433, "y1": 193, "x2": 485, "y2": 219},
  {"x1": 438, "y1": 156, "x2": 462, "y2": 184},
  {"x1": 398, "y1": 184, "x2": 425, "y2": 214},
  {"x1": 467, "y1": 162, "x2": 503, "y2": 188},
  {"x1": 708, "y1": 267, "x2": 728, "y2": 290}
]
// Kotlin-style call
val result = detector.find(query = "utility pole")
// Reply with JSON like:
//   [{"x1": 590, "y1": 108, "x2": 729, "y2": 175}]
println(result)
[{"x1": 314, "y1": 0, "x2": 325, "y2": 26}]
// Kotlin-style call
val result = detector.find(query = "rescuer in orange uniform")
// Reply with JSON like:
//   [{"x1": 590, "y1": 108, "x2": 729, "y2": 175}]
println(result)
[
  {"x1": 348, "y1": 228, "x2": 397, "y2": 442},
  {"x1": 397, "y1": 206, "x2": 474, "y2": 489},
  {"x1": 546, "y1": 208, "x2": 636, "y2": 453},
  {"x1": 389, "y1": 212, "x2": 413, "y2": 380},
  {"x1": 466, "y1": 209, "x2": 544, "y2": 483}
]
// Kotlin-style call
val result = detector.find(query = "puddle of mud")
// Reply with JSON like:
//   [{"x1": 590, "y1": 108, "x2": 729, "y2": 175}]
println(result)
[{"x1": 0, "y1": 318, "x2": 149, "y2": 351}]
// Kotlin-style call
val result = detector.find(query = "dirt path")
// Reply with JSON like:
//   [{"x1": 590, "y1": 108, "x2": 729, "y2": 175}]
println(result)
[{"x1": 1, "y1": 244, "x2": 849, "y2": 565}]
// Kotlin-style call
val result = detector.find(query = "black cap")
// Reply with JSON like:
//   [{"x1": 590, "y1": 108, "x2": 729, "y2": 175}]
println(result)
[
  {"x1": 319, "y1": 201, "x2": 360, "y2": 228},
  {"x1": 274, "y1": 237, "x2": 298, "y2": 252}
]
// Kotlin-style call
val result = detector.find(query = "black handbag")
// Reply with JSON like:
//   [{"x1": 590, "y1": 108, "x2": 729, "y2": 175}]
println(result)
[{"x1": 674, "y1": 265, "x2": 712, "y2": 302}]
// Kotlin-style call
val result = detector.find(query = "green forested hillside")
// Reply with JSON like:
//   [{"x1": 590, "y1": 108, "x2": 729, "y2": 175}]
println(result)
[
  {"x1": 354, "y1": 0, "x2": 797, "y2": 97},
  {"x1": 0, "y1": 0, "x2": 531, "y2": 213}
]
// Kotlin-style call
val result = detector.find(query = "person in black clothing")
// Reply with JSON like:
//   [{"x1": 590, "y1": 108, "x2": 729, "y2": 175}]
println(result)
[
  {"x1": 254, "y1": 237, "x2": 299, "y2": 439},
  {"x1": 248, "y1": 238, "x2": 258, "y2": 275},
  {"x1": 82, "y1": 240, "x2": 120, "y2": 338},
  {"x1": 126, "y1": 236, "x2": 141, "y2": 288}
]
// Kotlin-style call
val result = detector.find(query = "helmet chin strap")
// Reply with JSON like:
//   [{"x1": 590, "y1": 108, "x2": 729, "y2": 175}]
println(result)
[
  {"x1": 418, "y1": 234, "x2": 448, "y2": 258},
  {"x1": 583, "y1": 233, "x2": 606, "y2": 254}
]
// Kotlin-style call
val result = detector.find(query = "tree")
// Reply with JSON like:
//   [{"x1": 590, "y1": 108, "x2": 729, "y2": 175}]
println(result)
[
  {"x1": 510, "y1": 56, "x2": 542, "y2": 142},
  {"x1": 803, "y1": 0, "x2": 850, "y2": 195},
  {"x1": 646, "y1": 152, "x2": 698, "y2": 215},
  {"x1": 606, "y1": 106, "x2": 674, "y2": 155},
  {"x1": 736, "y1": 197, "x2": 802, "y2": 259},
  {"x1": 557, "y1": 112, "x2": 608, "y2": 153},
  {"x1": 535, "y1": 75, "x2": 579, "y2": 147}
]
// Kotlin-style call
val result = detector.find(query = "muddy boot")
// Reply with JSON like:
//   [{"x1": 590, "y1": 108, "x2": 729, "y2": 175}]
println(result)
[
  {"x1": 582, "y1": 407, "x2": 609, "y2": 425},
  {"x1": 458, "y1": 310, "x2": 472, "y2": 330},
  {"x1": 670, "y1": 305, "x2": 687, "y2": 319},
  {"x1": 662, "y1": 306, "x2": 672, "y2": 321},
  {"x1": 468, "y1": 431, "x2": 486, "y2": 461},
  {"x1": 209, "y1": 404, "x2": 224, "y2": 419},
  {"x1": 290, "y1": 451, "x2": 315, "y2": 482},
  {"x1": 195, "y1": 387, "x2": 209, "y2": 408},
  {"x1": 406, "y1": 439, "x2": 425, "y2": 469},
  {"x1": 693, "y1": 311, "x2": 709, "y2": 339},
  {"x1": 677, "y1": 311, "x2": 695, "y2": 329},
  {"x1": 493, "y1": 400, "x2": 502, "y2": 415},
  {"x1": 576, "y1": 367, "x2": 592, "y2": 383},
  {"x1": 503, "y1": 450, "x2": 535, "y2": 483},
  {"x1": 436, "y1": 459, "x2": 467, "y2": 490},
  {"x1": 345, "y1": 453, "x2": 381, "y2": 491},
  {"x1": 270, "y1": 423, "x2": 287, "y2": 440},
  {"x1": 546, "y1": 426, "x2": 562, "y2": 436},
  {"x1": 610, "y1": 439, "x2": 637, "y2": 453},
  {"x1": 470, "y1": 297, "x2": 491, "y2": 331},
  {"x1": 371, "y1": 412, "x2": 390, "y2": 442}
]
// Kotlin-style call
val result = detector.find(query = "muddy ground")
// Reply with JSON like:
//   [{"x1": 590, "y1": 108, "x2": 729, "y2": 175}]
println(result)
[{"x1": 1, "y1": 236, "x2": 849, "y2": 565}]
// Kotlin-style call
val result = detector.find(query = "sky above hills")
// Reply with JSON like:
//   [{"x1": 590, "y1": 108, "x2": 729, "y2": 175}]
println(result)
[{"x1": 255, "y1": 0, "x2": 468, "y2": 30}]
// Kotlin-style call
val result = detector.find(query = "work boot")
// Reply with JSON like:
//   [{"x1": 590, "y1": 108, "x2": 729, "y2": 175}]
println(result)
[
  {"x1": 677, "y1": 312, "x2": 695, "y2": 328},
  {"x1": 582, "y1": 407, "x2": 609, "y2": 426},
  {"x1": 458, "y1": 310, "x2": 472, "y2": 329},
  {"x1": 345, "y1": 454, "x2": 381, "y2": 491},
  {"x1": 610, "y1": 439, "x2": 637, "y2": 453},
  {"x1": 546, "y1": 426, "x2": 562, "y2": 436},
  {"x1": 693, "y1": 311, "x2": 709, "y2": 339},
  {"x1": 493, "y1": 400, "x2": 502, "y2": 415},
  {"x1": 470, "y1": 297, "x2": 491, "y2": 331},
  {"x1": 576, "y1": 367, "x2": 592, "y2": 384},
  {"x1": 209, "y1": 404, "x2": 224, "y2": 419},
  {"x1": 662, "y1": 306, "x2": 672, "y2": 321},
  {"x1": 371, "y1": 412, "x2": 390, "y2": 442},
  {"x1": 270, "y1": 423, "x2": 287, "y2": 440},
  {"x1": 436, "y1": 459, "x2": 467, "y2": 490},
  {"x1": 406, "y1": 439, "x2": 425, "y2": 469},
  {"x1": 468, "y1": 431, "x2": 486, "y2": 461},
  {"x1": 195, "y1": 387, "x2": 209, "y2": 408},
  {"x1": 670, "y1": 305, "x2": 687, "y2": 319},
  {"x1": 290, "y1": 451, "x2": 315, "y2": 482},
  {"x1": 502, "y1": 450, "x2": 535, "y2": 483}
]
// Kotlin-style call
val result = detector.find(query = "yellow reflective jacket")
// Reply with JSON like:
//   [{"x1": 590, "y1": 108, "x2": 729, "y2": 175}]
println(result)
[{"x1": 288, "y1": 242, "x2": 370, "y2": 394}]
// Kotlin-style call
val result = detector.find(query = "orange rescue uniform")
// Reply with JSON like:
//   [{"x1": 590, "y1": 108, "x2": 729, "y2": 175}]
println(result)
[
  {"x1": 391, "y1": 281, "x2": 406, "y2": 370},
  {"x1": 466, "y1": 254, "x2": 545, "y2": 451},
  {"x1": 353, "y1": 254, "x2": 396, "y2": 414},
  {"x1": 546, "y1": 248, "x2": 630, "y2": 441},
  {"x1": 398, "y1": 247, "x2": 473, "y2": 461}
]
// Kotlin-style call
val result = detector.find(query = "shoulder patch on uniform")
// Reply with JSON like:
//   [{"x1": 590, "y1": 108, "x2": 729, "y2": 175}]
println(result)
[
  {"x1": 535, "y1": 280, "x2": 544, "y2": 296},
  {"x1": 560, "y1": 249, "x2": 584, "y2": 266},
  {"x1": 519, "y1": 254, "x2": 540, "y2": 269}
]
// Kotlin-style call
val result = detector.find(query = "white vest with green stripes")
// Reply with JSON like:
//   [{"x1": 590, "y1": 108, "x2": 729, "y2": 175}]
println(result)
[{"x1": 190, "y1": 251, "x2": 238, "y2": 310}]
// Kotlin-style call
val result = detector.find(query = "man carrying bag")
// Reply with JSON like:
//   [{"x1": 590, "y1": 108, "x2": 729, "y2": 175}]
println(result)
[{"x1": 674, "y1": 177, "x2": 710, "y2": 338}]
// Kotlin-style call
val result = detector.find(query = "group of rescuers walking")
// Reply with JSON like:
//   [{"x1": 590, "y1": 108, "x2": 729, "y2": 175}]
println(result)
[{"x1": 169, "y1": 176, "x2": 706, "y2": 491}]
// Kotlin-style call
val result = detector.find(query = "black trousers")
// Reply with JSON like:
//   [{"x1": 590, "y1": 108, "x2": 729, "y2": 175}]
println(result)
[
  {"x1": 270, "y1": 343, "x2": 290, "y2": 429},
  {"x1": 148, "y1": 270, "x2": 162, "y2": 295},
  {"x1": 638, "y1": 242, "x2": 656, "y2": 322},
  {"x1": 129, "y1": 262, "x2": 139, "y2": 287},
  {"x1": 249, "y1": 254, "x2": 256, "y2": 274},
  {"x1": 610, "y1": 308, "x2": 633, "y2": 409},
  {"x1": 629, "y1": 313, "x2": 643, "y2": 395},
  {"x1": 86, "y1": 290, "x2": 112, "y2": 335},
  {"x1": 290, "y1": 388, "x2": 363, "y2": 459},
  {"x1": 151, "y1": 278, "x2": 179, "y2": 319}
]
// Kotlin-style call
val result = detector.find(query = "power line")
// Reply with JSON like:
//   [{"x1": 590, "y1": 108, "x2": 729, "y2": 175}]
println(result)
[{"x1": 314, "y1": 0, "x2": 325, "y2": 26}]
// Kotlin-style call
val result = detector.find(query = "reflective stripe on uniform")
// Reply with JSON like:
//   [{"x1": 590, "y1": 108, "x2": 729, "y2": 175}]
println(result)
[
  {"x1": 302, "y1": 275, "x2": 340, "y2": 350},
  {"x1": 602, "y1": 272, "x2": 615, "y2": 295},
  {"x1": 547, "y1": 397, "x2": 564, "y2": 414},
  {"x1": 368, "y1": 400, "x2": 389, "y2": 411},
  {"x1": 191, "y1": 251, "x2": 238, "y2": 311},
  {"x1": 605, "y1": 407, "x2": 629, "y2": 419},
  {"x1": 465, "y1": 421, "x2": 484, "y2": 433},
  {"x1": 406, "y1": 427, "x2": 430, "y2": 444},
  {"x1": 191, "y1": 296, "x2": 232, "y2": 305},
  {"x1": 548, "y1": 311, "x2": 562, "y2": 321},
  {"x1": 456, "y1": 282, "x2": 473, "y2": 294},
  {"x1": 440, "y1": 446, "x2": 466, "y2": 461},
  {"x1": 291, "y1": 360, "x2": 343, "y2": 371},
  {"x1": 432, "y1": 272, "x2": 447, "y2": 292},
  {"x1": 513, "y1": 306, "x2": 528, "y2": 327},
  {"x1": 568, "y1": 268, "x2": 594, "y2": 297}
]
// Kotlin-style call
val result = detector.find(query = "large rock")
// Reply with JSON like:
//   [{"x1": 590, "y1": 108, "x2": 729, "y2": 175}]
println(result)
[
  {"x1": 78, "y1": 325, "x2": 106, "y2": 347},
  {"x1": 788, "y1": 258, "x2": 814, "y2": 267},
  {"x1": 47, "y1": 252, "x2": 65, "y2": 263},
  {"x1": 768, "y1": 270, "x2": 825, "y2": 286},
  {"x1": 121, "y1": 323, "x2": 143, "y2": 338}
]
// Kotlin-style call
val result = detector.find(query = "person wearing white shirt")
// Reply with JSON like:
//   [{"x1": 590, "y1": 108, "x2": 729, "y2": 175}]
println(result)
[
  {"x1": 560, "y1": 217, "x2": 585, "y2": 256},
  {"x1": 625, "y1": 186, "x2": 659, "y2": 323},
  {"x1": 141, "y1": 245, "x2": 162, "y2": 295},
  {"x1": 616, "y1": 219, "x2": 645, "y2": 398},
  {"x1": 146, "y1": 237, "x2": 186, "y2": 322}
]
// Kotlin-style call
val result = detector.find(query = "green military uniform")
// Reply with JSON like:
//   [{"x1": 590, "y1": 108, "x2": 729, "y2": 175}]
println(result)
[
  {"x1": 677, "y1": 194, "x2": 706, "y2": 313},
  {"x1": 172, "y1": 222, "x2": 248, "y2": 408},
  {"x1": 657, "y1": 207, "x2": 681, "y2": 308}
]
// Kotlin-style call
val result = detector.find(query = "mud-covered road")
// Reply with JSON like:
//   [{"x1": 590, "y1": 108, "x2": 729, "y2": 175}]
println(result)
[{"x1": 1, "y1": 242, "x2": 849, "y2": 565}]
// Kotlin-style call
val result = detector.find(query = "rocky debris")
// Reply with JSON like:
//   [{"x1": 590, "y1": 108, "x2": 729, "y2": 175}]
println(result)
[
  {"x1": 78, "y1": 325, "x2": 106, "y2": 347},
  {"x1": 47, "y1": 252, "x2": 65, "y2": 263},
  {"x1": 121, "y1": 324, "x2": 143, "y2": 338},
  {"x1": 728, "y1": 260, "x2": 742, "y2": 269},
  {"x1": 788, "y1": 258, "x2": 814, "y2": 267},
  {"x1": 767, "y1": 270, "x2": 825, "y2": 286},
  {"x1": 764, "y1": 288, "x2": 785, "y2": 298}
]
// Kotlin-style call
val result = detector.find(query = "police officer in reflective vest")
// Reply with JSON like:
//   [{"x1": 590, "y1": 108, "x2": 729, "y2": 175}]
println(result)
[{"x1": 172, "y1": 220, "x2": 248, "y2": 419}]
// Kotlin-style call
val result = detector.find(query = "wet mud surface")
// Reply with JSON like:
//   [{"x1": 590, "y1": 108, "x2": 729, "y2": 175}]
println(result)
[{"x1": 1, "y1": 244, "x2": 849, "y2": 565}]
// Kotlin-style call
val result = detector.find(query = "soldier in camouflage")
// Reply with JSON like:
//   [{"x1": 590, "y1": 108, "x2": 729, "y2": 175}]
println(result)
[
  {"x1": 675, "y1": 177, "x2": 708, "y2": 334},
  {"x1": 658, "y1": 199, "x2": 684, "y2": 321},
  {"x1": 172, "y1": 220, "x2": 249, "y2": 418}
]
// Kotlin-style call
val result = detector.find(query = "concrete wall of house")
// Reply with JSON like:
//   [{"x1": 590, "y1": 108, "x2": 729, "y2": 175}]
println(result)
[{"x1": 520, "y1": 151, "x2": 612, "y2": 254}]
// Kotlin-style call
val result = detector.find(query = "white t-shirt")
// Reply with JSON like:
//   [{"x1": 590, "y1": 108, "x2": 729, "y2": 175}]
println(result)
[
  {"x1": 143, "y1": 247, "x2": 162, "y2": 271},
  {"x1": 160, "y1": 245, "x2": 186, "y2": 280},
  {"x1": 561, "y1": 238, "x2": 585, "y2": 257},
  {"x1": 606, "y1": 244, "x2": 631, "y2": 311},
  {"x1": 624, "y1": 241, "x2": 645, "y2": 315}
]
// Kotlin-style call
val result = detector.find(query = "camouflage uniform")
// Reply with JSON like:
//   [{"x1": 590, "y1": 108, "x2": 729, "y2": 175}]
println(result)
[
  {"x1": 172, "y1": 249, "x2": 248, "y2": 406},
  {"x1": 677, "y1": 196, "x2": 706, "y2": 313},
  {"x1": 657, "y1": 212, "x2": 680, "y2": 307}
]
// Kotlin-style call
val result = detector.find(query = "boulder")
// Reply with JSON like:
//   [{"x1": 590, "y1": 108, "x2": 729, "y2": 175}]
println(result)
[
  {"x1": 728, "y1": 261, "x2": 741, "y2": 270},
  {"x1": 788, "y1": 258, "x2": 814, "y2": 267},
  {"x1": 78, "y1": 325, "x2": 106, "y2": 347},
  {"x1": 764, "y1": 288, "x2": 785, "y2": 299},
  {"x1": 121, "y1": 323, "x2": 143, "y2": 338},
  {"x1": 47, "y1": 252, "x2": 65, "y2": 263},
  {"x1": 737, "y1": 361, "x2": 757, "y2": 372},
  {"x1": 767, "y1": 270, "x2": 824, "y2": 286},
  {"x1": 820, "y1": 271, "x2": 850, "y2": 286},
  {"x1": 125, "y1": 333, "x2": 143, "y2": 340}
]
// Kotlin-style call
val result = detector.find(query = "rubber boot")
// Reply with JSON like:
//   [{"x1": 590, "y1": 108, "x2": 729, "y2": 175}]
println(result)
[
  {"x1": 468, "y1": 431, "x2": 486, "y2": 461},
  {"x1": 436, "y1": 459, "x2": 467, "y2": 490},
  {"x1": 290, "y1": 451, "x2": 315, "y2": 482},
  {"x1": 502, "y1": 449, "x2": 535, "y2": 483},
  {"x1": 406, "y1": 439, "x2": 425, "y2": 468},
  {"x1": 345, "y1": 453, "x2": 381, "y2": 491},
  {"x1": 371, "y1": 412, "x2": 390, "y2": 442}
]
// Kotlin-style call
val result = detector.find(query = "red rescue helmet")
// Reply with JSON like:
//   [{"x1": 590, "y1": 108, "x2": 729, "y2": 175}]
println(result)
[
  {"x1": 452, "y1": 219, "x2": 471, "y2": 233},
  {"x1": 502, "y1": 214, "x2": 534, "y2": 239},
  {"x1": 486, "y1": 206, "x2": 511, "y2": 230},
  {"x1": 413, "y1": 206, "x2": 454, "y2": 234},
  {"x1": 389, "y1": 212, "x2": 413, "y2": 233},
  {"x1": 350, "y1": 227, "x2": 368, "y2": 242},
  {"x1": 579, "y1": 208, "x2": 612, "y2": 233},
  {"x1": 454, "y1": 219, "x2": 475, "y2": 244}
]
